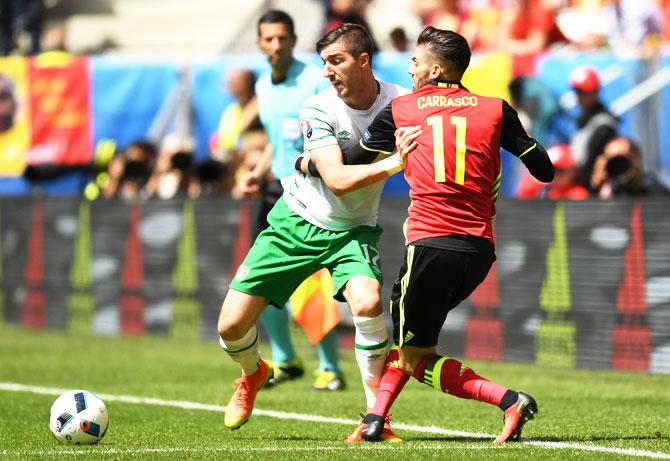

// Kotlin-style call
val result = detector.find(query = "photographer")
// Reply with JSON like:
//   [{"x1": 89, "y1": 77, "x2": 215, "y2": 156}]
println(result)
[
  {"x1": 590, "y1": 137, "x2": 667, "y2": 199},
  {"x1": 568, "y1": 66, "x2": 618, "y2": 189},
  {"x1": 102, "y1": 141, "x2": 156, "y2": 199}
]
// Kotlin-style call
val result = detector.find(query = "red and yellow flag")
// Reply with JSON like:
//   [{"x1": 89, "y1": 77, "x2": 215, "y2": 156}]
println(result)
[
  {"x1": 28, "y1": 54, "x2": 92, "y2": 165},
  {"x1": 290, "y1": 269, "x2": 340, "y2": 345}
]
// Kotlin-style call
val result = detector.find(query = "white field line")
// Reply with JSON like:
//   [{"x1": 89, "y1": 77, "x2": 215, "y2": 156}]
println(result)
[
  {"x1": 0, "y1": 445, "x2": 501, "y2": 457},
  {"x1": 1, "y1": 382, "x2": 669, "y2": 460}
]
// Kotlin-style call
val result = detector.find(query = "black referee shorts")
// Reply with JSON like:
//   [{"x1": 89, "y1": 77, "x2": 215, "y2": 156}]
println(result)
[{"x1": 390, "y1": 244, "x2": 495, "y2": 348}]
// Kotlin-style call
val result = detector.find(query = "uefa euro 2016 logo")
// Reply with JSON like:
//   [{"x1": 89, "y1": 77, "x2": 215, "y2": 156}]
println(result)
[{"x1": 300, "y1": 120, "x2": 312, "y2": 140}]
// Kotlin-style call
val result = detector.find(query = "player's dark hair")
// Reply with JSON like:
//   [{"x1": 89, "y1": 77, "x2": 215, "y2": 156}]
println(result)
[
  {"x1": 316, "y1": 23, "x2": 375, "y2": 63},
  {"x1": 417, "y1": 26, "x2": 471, "y2": 76},
  {"x1": 257, "y1": 9, "x2": 295, "y2": 37}
]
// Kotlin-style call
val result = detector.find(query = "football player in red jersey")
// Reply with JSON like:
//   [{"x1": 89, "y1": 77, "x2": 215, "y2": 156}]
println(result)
[{"x1": 300, "y1": 26, "x2": 554, "y2": 444}]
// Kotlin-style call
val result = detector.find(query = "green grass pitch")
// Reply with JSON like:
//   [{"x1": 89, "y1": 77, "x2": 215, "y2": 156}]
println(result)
[{"x1": 1, "y1": 323, "x2": 669, "y2": 460}]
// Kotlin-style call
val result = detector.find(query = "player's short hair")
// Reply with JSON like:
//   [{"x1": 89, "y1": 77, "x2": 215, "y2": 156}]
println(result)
[
  {"x1": 257, "y1": 9, "x2": 295, "y2": 37},
  {"x1": 316, "y1": 23, "x2": 375, "y2": 63},
  {"x1": 417, "y1": 26, "x2": 471, "y2": 76}
]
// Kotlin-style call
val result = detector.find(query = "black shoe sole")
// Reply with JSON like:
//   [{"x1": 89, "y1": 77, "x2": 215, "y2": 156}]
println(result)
[
  {"x1": 509, "y1": 395, "x2": 539, "y2": 442},
  {"x1": 362, "y1": 415, "x2": 385, "y2": 442}
]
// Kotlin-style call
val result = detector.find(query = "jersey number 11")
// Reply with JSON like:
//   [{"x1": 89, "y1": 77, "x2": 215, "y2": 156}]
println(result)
[{"x1": 427, "y1": 115, "x2": 466, "y2": 184}]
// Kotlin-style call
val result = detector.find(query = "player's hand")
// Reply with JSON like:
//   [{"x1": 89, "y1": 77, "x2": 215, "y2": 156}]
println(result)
[
  {"x1": 395, "y1": 126, "x2": 422, "y2": 165},
  {"x1": 236, "y1": 171, "x2": 261, "y2": 199}
]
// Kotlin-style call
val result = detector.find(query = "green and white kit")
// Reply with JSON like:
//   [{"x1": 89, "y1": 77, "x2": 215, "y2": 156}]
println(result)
[
  {"x1": 230, "y1": 81, "x2": 408, "y2": 306},
  {"x1": 283, "y1": 82, "x2": 407, "y2": 231}
]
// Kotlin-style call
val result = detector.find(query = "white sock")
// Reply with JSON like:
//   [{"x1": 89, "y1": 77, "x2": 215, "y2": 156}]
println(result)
[
  {"x1": 219, "y1": 325, "x2": 261, "y2": 376},
  {"x1": 353, "y1": 313, "x2": 389, "y2": 409}
]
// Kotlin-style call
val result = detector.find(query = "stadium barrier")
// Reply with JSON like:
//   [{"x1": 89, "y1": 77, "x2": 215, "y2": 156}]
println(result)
[{"x1": 1, "y1": 196, "x2": 668, "y2": 374}]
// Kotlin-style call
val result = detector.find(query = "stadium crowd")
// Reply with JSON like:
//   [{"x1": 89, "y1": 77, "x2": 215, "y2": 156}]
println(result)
[{"x1": 0, "y1": 0, "x2": 669, "y2": 200}]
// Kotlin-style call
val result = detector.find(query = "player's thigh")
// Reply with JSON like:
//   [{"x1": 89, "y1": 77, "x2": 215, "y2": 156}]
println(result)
[
  {"x1": 326, "y1": 225, "x2": 383, "y2": 305},
  {"x1": 230, "y1": 224, "x2": 319, "y2": 310},
  {"x1": 390, "y1": 245, "x2": 476, "y2": 348},
  {"x1": 447, "y1": 251, "x2": 495, "y2": 307}
]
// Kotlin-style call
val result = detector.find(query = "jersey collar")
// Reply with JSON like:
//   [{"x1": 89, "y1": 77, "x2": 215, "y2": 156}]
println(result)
[{"x1": 430, "y1": 80, "x2": 463, "y2": 88}]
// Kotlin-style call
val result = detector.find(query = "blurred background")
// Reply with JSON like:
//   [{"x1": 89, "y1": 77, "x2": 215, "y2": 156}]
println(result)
[
  {"x1": 1, "y1": 0, "x2": 669, "y2": 375},
  {"x1": 0, "y1": 0, "x2": 669, "y2": 198}
]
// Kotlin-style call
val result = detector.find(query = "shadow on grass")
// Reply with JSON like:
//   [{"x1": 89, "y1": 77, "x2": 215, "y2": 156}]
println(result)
[
  {"x1": 399, "y1": 436, "x2": 491, "y2": 443},
  {"x1": 526, "y1": 434, "x2": 669, "y2": 443},
  {"x1": 387, "y1": 434, "x2": 669, "y2": 444}
]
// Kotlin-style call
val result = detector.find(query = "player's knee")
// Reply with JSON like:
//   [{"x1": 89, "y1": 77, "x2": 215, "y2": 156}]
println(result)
[
  {"x1": 349, "y1": 291, "x2": 382, "y2": 317},
  {"x1": 217, "y1": 314, "x2": 246, "y2": 340}
]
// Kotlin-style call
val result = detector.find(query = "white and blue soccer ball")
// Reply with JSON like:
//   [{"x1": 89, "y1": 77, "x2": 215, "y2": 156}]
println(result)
[{"x1": 49, "y1": 390, "x2": 109, "y2": 445}]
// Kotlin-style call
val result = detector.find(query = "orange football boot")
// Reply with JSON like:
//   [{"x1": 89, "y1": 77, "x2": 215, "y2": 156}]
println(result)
[
  {"x1": 493, "y1": 392, "x2": 538, "y2": 444},
  {"x1": 224, "y1": 359, "x2": 272, "y2": 429}
]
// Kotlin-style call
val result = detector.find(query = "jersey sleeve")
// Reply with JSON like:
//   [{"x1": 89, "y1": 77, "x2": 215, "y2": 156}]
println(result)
[
  {"x1": 360, "y1": 102, "x2": 397, "y2": 154},
  {"x1": 344, "y1": 102, "x2": 397, "y2": 165},
  {"x1": 501, "y1": 100, "x2": 554, "y2": 183},
  {"x1": 500, "y1": 100, "x2": 536, "y2": 156},
  {"x1": 299, "y1": 102, "x2": 338, "y2": 151}
]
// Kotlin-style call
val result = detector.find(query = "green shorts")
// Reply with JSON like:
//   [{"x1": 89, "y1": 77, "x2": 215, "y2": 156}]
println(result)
[{"x1": 230, "y1": 198, "x2": 383, "y2": 308}]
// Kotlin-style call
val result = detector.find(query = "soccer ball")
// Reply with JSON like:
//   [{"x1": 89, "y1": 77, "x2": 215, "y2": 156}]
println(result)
[{"x1": 49, "y1": 390, "x2": 109, "y2": 445}]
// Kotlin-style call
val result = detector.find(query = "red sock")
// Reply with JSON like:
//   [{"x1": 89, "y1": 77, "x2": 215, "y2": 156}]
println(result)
[
  {"x1": 420, "y1": 355, "x2": 508, "y2": 407},
  {"x1": 412, "y1": 354, "x2": 436, "y2": 382},
  {"x1": 385, "y1": 348, "x2": 399, "y2": 366},
  {"x1": 370, "y1": 365, "x2": 410, "y2": 417}
]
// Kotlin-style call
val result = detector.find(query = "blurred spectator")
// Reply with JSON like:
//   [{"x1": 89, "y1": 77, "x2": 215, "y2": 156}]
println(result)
[
  {"x1": 501, "y1": 0, "x2": 568, "y2": 55},
  {"x1": 409, "y1": 0, "x2": 480, "y2": 49},
  {"x1": 389, "y1": 27, "x2": 409, "y2": 52},
  {"x1": 40, "y1": 24, "x2": 68, "y2": 53},
  {"x1": 517, "y1": 144, "x2": 589, "y2": 199},
  {"x1": 0, "y1": 0, "x2": 44, "y2": 56},
  {"x1": 211, "y1": 69, "x2": 262, "y2": 161},
  {"x1": 0, "y1": 0, "x2": 12, "y2": 55},
  {"x1": 230, "y1": 145, "x2": 265, "y2": 199},
  {"x1": 210, "y1": 68, "x2": 266, "y2": 190},
  {"x1": 102, "y1": 141, "x2": 156, "y2": 199},
  {"x1": 0, "y1": 73, "x2": 17, "y2": 133},
  {"x1": 568, "y1": 66, "x2": 618, "y2": 189},
  {"x1": 558, "y1": 0, "x2": 663, "y2": 54},
  {"x1": 664, "y1": 1, "x2": 670, "y2": 43},
  {"x1": 509, "y1": 75, "x2": 562, "y2": 146},
  {"x1": 194, "y1": 158, "x2": 230, "y2": 197},
  {"x1": 590, "y1": 136, "x2": 668, "y2": 198},
  {"x1": 146, "y1": 133, "x2": 199, "y2": 199},
  {"x1": 209, "y1": 68, "x2": 267, "y2": 198},
  {"x1": 323, "y1": 0, "x2": 378, "y2": 50}
]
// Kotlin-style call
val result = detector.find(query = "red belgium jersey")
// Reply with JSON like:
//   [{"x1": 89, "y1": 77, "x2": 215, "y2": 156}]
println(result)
[{"x1": 391, "y1": 84, "x2": 502, "y2": 244}]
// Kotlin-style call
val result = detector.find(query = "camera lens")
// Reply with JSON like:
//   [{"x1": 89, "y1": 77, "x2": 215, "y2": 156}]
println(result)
[{"x1": 605, "y1": 156, "x2": 631, "y2": 178}]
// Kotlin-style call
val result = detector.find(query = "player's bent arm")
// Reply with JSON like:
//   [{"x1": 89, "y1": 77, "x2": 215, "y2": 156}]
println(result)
[
  {"x1": 518, "y1": 143, "x2": 554, "y2": 183},
  {"x1": 309, "y1": 144, "x2": 403, "y2": 196},
  {"x1": 501, "y1": 100, "x2": 554, "y2": 183}
]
